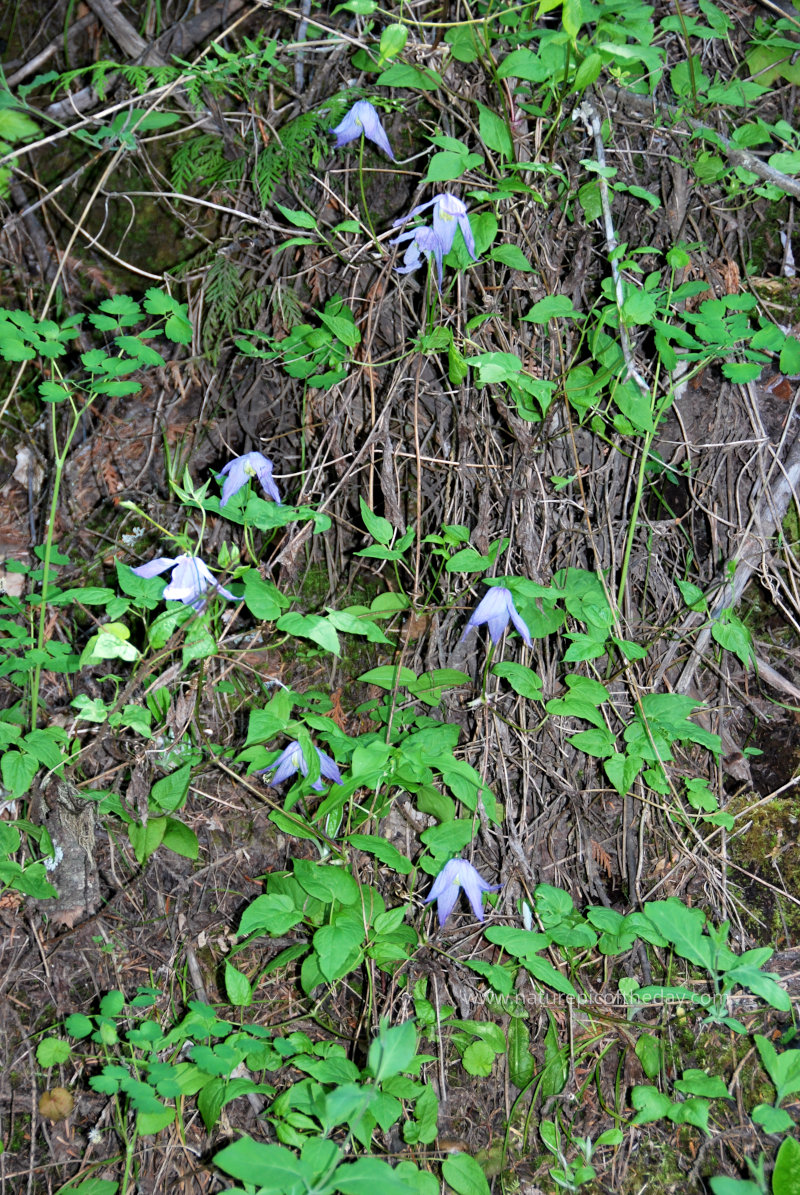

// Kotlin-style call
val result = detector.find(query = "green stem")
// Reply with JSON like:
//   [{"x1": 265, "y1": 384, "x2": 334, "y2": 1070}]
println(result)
[
  {"x1": 30, "y1": 396, "x2": 87, "y2": 730},
  {"x1": 357, "y1": 136, "x2": 379, "y2": 248}
]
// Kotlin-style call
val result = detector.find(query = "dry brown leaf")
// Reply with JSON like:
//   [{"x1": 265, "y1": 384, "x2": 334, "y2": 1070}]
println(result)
[{"x1": 39, "y1": 1088, "x2": 74, "y2": 1121}]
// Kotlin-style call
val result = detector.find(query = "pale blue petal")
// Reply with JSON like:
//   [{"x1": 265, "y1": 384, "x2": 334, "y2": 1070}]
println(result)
[
  {"x1": 392, "y1": 196, "x2": 437, "y2": 228},
  {"x1": 131, "y1": 556, "x2": 176, "y2": 579},
  {"x1": 317, "y1": 748, "x2": 343, "y2": 786},
  {"x1": 257, "y1": 742, "x2": 304, "y2": 785},
  {"x1": 221, "y1": 452, "x2": 281, "y2": 506},
  {"x1": 330, "y1": 101, "x2": 395, "y2": 161},
  {"x1": 507, "y1": 600, "x2": 533, "y2": 648}
]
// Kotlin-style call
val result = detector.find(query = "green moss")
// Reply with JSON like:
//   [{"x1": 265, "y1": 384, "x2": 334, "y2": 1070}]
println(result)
[
  {"x1": 621, "y1": 1136, "x2": 694, "y2": 1193},
  {"x1": 727, "y1": 792, "x2": 800, "y2": 944}
]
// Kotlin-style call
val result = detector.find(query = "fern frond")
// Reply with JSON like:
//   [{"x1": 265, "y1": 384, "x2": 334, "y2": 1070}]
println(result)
[{"x1": 171, "y1": 134, "x2": 246, "y2": 192}]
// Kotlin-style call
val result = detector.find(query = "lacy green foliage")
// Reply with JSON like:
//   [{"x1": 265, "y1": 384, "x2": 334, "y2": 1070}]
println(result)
[
  {"x1": 30, "y1": 32, "x2": 284, "y2": 105},
  {"x1": 171, "y1": 133, "x2": 247, "y2": 192},
  {"x1": 251, "y1": 108, "x2": 333, "y2": 205},
  {"x1": 198, "y1": 251, "x2": 264, "y2": 359}
]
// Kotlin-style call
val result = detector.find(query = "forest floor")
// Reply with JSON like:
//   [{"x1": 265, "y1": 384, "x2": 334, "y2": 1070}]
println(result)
[{"x1": 2, "y1": 0, "x2": 800, "y2": 1193}]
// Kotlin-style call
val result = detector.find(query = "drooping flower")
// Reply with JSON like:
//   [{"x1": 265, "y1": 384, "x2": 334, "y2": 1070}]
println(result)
[
  {"x1": 131, "y1": 553, "x2": 236, "y2": 610},
  {"x1": 257, "y1": 741, "x2": 342, "y2": 792},
  {"x1": 219, "y1": 452, "x2": 281, "y2": 508},
  {"x1": 330, "y1": 100, "x2": 395, "y2": 161},
  {"x1": 393, "y1": 193, "x2": 477, "y2": 261},
  {"x1": 391, "y1": 224, "x2": 448, "y2": 288},
  {"x1": 462, "y1": 585, "x2": 532, "y2": 647},
  {"x1": 425, "y1": 858, "x2": 501, "y2": 927}
]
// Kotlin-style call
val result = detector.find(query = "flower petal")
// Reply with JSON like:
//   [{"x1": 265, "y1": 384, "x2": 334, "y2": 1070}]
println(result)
[
  {"x1": 317, "y1": 748, "x2": 343, "y2": 786},
  {"x1": 507, "y1": 600, "x2": 533, "y2": 648},
  {"x1": 131, "y1": 556, "x2": 176, "y2": 579},
  {"x1": 330, "y1": 101, "x2": 395, "y2": 160}
]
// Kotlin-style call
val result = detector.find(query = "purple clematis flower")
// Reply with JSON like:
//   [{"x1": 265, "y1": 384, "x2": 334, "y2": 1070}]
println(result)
[
  {"x1": 393, "y1": 193, "x2": 477, "y2": 261},
  {"x1": 462, "y1": 585, "x2": 532, "y2": 648},
  {"x1": 391, "y1": 224, "x2": 448, "y2": 288},
  {"x1": 131, "y1": 553, "x2": 236, "y2": 610},
  {"x1": 257, "y1": 741, "x2": 342, "y2": 792},
  {"x1": 330, "y1": 100, "x2": 395, "y2": 161},
  {"x1": 219, "y1": 452, "x2": 281, "y2": 508},
  {"x1": 425, "y1": 858, "x2": 501, "y2": 926}
]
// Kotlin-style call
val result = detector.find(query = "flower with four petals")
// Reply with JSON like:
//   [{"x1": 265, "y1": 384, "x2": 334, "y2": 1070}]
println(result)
[
  {"x1": 393, "y1": 192, "x2": 477, "y2": 269},
  {"x1": 131, "y1": 553, "x2": 236, "y2": 610},
  {"x1": 219, "y1": 452, "x2": 281, "y2": 508},
  {"x1": 330, "y1": 100, "x2": 395, "y2": 161},
  {"x1": 390, "y1": 224, "x2": 449, "y2": 288},
  {"x1": 256, "y1": 741, "x2": 343, "y2": 792},
  {"x1": 425, "y1": 857, "x2": 501, "y2": 926},
  {"x1": 462, "y1": 585, "x2": 532, "y2": 647}
]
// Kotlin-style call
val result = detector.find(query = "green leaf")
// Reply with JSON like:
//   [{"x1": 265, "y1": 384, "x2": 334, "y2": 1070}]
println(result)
[
  {"x1": 523, "y1": 295, "x2": 581, "y2": 322},
  {"x1": 604, "y1": 752, "x2": 642, "y2": 796},
  {"x1": 490, "y1": 244, "x2": 533, "y2": 271},
  {"x1": 442, "y1": 1152, "x2": 490, "y2": 1195},
  {"x1": 492, "y1": 661, "x2": 543, "y2": 700},
  {"x1": 0, "y1": 107, "x2": 39, "y2": 143},
  {"x1": 137, "y1": 1106, "x2": 175, "y2": 1136},
  {"x1": 1, "y1": 749, "x2": 39, "y2": 797},
  {"x1": 630, "y1": 1084, "x2": 673, "y2": 1123},
  {"x1": 772, "y1": 1138, "x2": 800, "y2": 1195},
  {"x1": 462, "y1": 1040, "x2": 496, "y2": 1076},
  {"x1": 277, "y1": 612, "x2": 340, "y2": 656},
  {"x1": 751, "y1": 1103, "x2": 794, "y2": 1134},
  {"x1": 780, "y1": 335, "x2": 800, "y2": 375},
  {"x1": 38, "y1": 380, "x2": 71, "y2": 402},
  {"x1": 214, "y1": 1137, "x2": 307, "y2": 1189},
  {"x1": 634, "y1": 1033, "x2": 662, "y2": 1079},
  {"x1": 378, "y1": 23, "x2": 408, "y2": 63},
  {"x1": 314, "y1": 911, "x2": 365, "y2": 981},
  {"x1": 425, "y1": 150, "x2": 484, "y2": 183},
  {"x1": 346, "y1": 833, "x2": 412, "y2": 874},
  {"x1": 224, "y1": 961, "x2": 252, "y2": 1007},
  {"x1": 407, "y1": 668, "x2": 470, "y2": 706},
  {"x1": 358, "y1": 665, "x2": 417, "y2": 688},
  {"x1": 755, "y1": 1035, "x2": 800, "y2": 1104},
  {"x1": 142, "y1": 288, "x2": 192, "y2": 344},
  {"x1": 711, "y1": 610, "x2": 753, "y2": 668},
  {"x1": 293, "y1": 859, "x2": 359, "y2": 905},
  {"x1": 359, "y1": 497, "x2": 394, "y2": 545},
  {"x1": 318, "y1": 309, "x2": 360, "y2": 347},
  {"x1": 572, "y1": 51, "x2": 604, "y2": 92},
  {"x1": 275, "y1": 202, "x2": 318, "y2": 229},
  {"x1": 676, "y1": 579, "x2": 707, "y2": 611},
  {"x1": 37, "y1": 1037, "x2": 72, "y2": 1067},
  {"x1": 375, "y1": 63, "x2": 441, "y2": 90},
  {"x1": 674, "y1": 1069, "x2": 729, "y2": 1098},
  {"x1": 497, "y1": 48, "x2": 552, "y2": 81},
  {"x1": 161, "y1": 818, "x2": 198, "y2": 860},
  {"x1": 368, "y1": 1019, "x2": 417, "y2": 1080},
  {"x1": 477, "y1": 103, "x2": 513, "y2": 159},
  {"x1": 568, "y1": 727, "x2": 616, "y2": 758},
  {"x1": 150, "y1": 764, "x2": 191, "y2": 813},
  {"x1": 128, "y1": 817, "x2": 167, "y2": 865},
  {"x1": 238, "y1": 894, "x2": 304, "y2": 938},
  {"x1": 507, "y1": 1015, "x2": 534, "y2": 1088},
  {"x1": 241, "y1": 569, "x2": 283, "y2": 620},
  {"x1": 65, "y1": 1013, "x2": 94, "y2": 1039}
]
